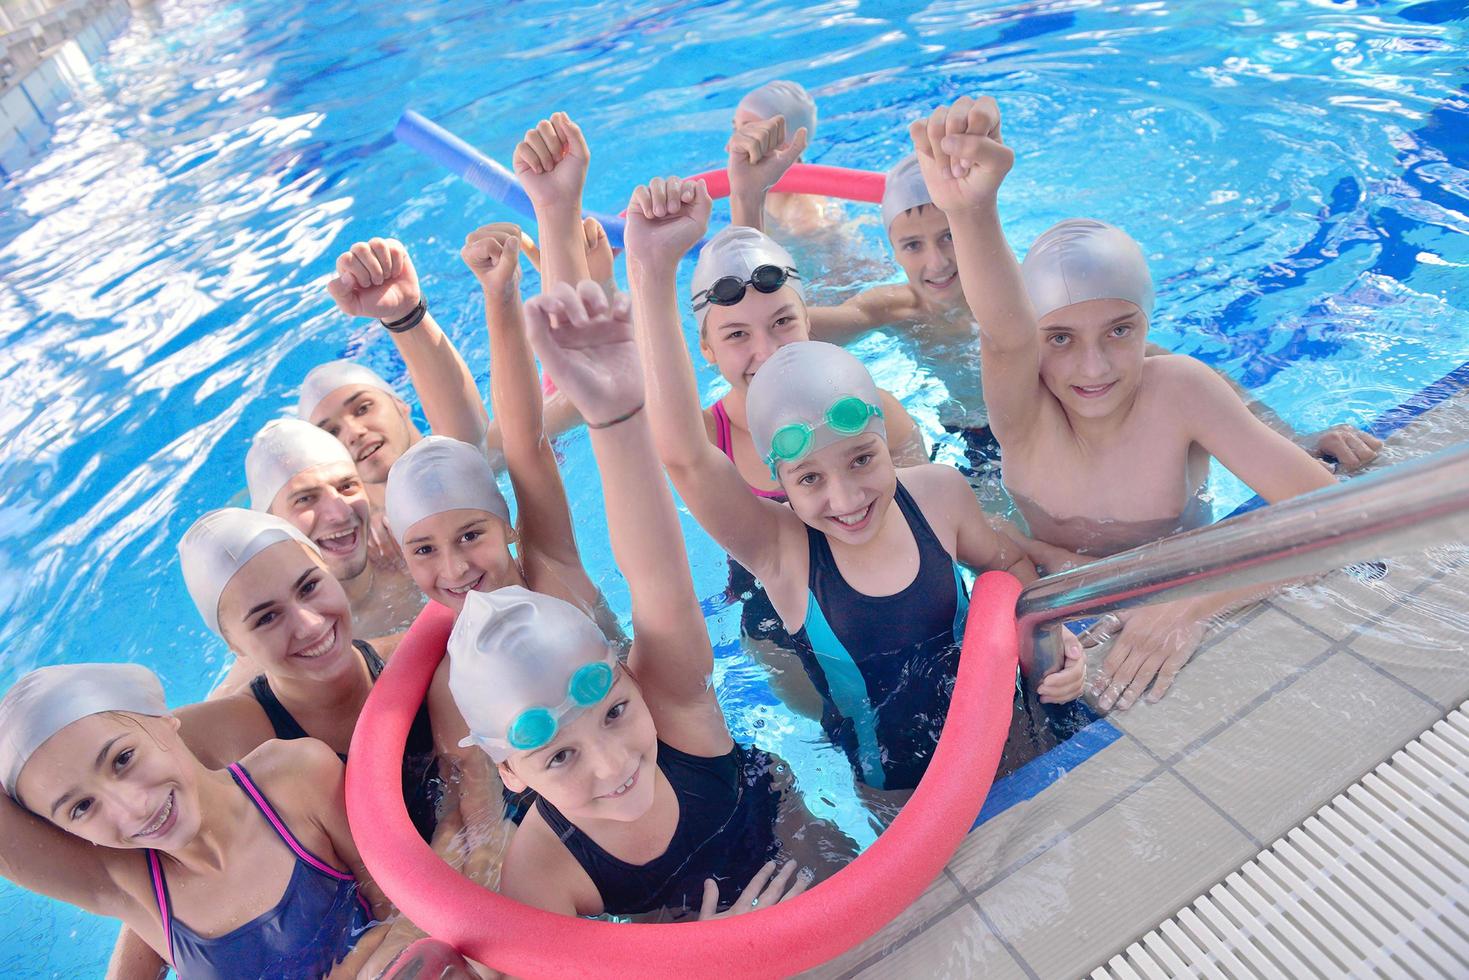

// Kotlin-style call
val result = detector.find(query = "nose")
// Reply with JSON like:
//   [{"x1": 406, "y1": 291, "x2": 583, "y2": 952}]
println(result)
[
  {"x1": 290, "y1": 600, "x2": 329, "y2": 639},
  {"x1": 1077, "y1": 341, "x2": 1111, "y2": 381},
  {"x1": 339, "y1": 415, "x2": 367, "y2": 448},
  {"x1": 105, "y1": 781, "x2": 156, "y2": 830},
  {"x1": 438, "y1": 549, "x2": 469, "y2": 585},
  {"x1": 319, "y1": 491, "x2": 354, "y2": 527},
  {"x1": 749, "y1": 327, "x2": 781, "y2": 368},
  {"x1": 583, "y1": 739, "x2": 626, "y2": 783},
  {"x1": 827, "y1": 474, "x2": 866, "y2": 514}
]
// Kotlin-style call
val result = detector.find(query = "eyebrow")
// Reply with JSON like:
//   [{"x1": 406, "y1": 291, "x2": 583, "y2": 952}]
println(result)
[
  {"x1": 50, "y1": 735, "x2": 125, "y2": 817},
  {"x1": 242, "y1": 568, "x2": 314, "y2": 621}
]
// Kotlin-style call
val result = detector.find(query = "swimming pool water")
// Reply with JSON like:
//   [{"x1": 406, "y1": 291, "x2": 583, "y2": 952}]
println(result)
[{"x1": 1, "y1": 0, "x2": 1466, "y2": 974}]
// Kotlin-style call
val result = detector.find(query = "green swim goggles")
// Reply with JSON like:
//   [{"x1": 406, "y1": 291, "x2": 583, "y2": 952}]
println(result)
[
  {"x1": 474, "y1": 650, "x2": 620, "y2": 757},
  {"x1": 765, "y1": 395, "x2": 884, "y2": 479}
]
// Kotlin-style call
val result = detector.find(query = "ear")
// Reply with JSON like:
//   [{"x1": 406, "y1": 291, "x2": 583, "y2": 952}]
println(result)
[
  {"x1": 698, "y1": 329, "x2": 717, "y2": 365},
  {"x1": 497, "y1": 760, "x2": 527, "y2": 793}
]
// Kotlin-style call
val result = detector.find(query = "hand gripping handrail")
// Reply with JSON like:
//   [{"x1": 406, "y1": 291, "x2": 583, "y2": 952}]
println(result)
[{"x1": 1015, "y1": 440, "x2": 1469, "y2": 692}]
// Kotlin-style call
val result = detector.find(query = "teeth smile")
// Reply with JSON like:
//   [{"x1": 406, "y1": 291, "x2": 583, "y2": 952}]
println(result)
[
  {"x1": 832, "y1": 503, "x2": 872, "y2": 527},
  {"x1": 605, "y1": 773, "x2": 636, "y2": 798},
  {"x1": 446, "y1": 576, "x2": 484, "y2": 596},
  {"x1": 138, "y1": 792, "x2": 173, "y2": 837},
  {"x1": 297, "y1": 625, "x2": 336, "y2": 659}
]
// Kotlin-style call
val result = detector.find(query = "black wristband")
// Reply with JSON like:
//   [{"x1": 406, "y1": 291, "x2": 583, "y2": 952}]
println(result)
[
  {"x1": 586, "y1": 402, "x2": 645, "y2": 430},
  {"x1": 381, "y1": 298, "x2": 427, "y2": 333}
]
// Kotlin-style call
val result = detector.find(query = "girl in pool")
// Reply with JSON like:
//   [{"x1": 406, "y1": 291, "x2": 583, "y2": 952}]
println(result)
[
  {"x1": 0, "y1": 662, "x2": 390, "y2": 978},
  {"x1": 109, "y1": 511, "x2": 500, "y2": 979},
  {"x1": 622, "y1": 177, "x2": 1086, "y2": 800},
  {"x1": 732, "y1": 79, "x2": 840, "y2": 238},
  {"x1": 454, "y1": 280, "x2": 820, "y2": 917},
  {"x1": 382, "y1": 221, "x2": 615, "y2": 639},
  {"x1": 913, "y1": 94, "x2": 1356, "y2": 710}
]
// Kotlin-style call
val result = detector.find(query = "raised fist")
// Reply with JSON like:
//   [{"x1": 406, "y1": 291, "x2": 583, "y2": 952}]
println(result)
[
  {"x1": 326, "y1": 238, "x2": 422, "y2": 321},
  {"x1": 624, "y1": 177, "x2": 712, "y2": 270},
  {"x1": 907, "y1": 95, "x2": 1013, "y2": 213}
]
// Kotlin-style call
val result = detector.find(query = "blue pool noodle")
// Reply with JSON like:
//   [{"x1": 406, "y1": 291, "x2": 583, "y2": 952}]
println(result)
[{"x1": 395, "y1": 110, "x2": 630, "y2": 249}]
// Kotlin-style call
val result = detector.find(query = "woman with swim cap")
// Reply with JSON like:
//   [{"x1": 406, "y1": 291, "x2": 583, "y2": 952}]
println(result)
[
  {"x1": 914, "y1": 94, "x2": 1376, "y2": 711},
  {"x1": 622, "y1": 179, "x2": 1085, "y2": 804},
  {"x1": 107, "y1": 510, "x2": 496, "y2": 978},
  {"x1": 0, "y1": 663, "x2": 392, "y2": 977},
  {"x1": 382, "y1": 220, "x2": 615, "y2": 637},
  {"x1": 454, "y1": 280, "x2": 832, "y2": 918}
]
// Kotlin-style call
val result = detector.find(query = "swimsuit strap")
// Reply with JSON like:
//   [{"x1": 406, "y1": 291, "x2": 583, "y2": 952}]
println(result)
[
  {"x1": 227, "y1": 763, "x2": 354, "y2": 882},
  {"x1": 145, "y1": 850, "x2": 175, "y2": 966},
  {"x1": 356, "y1": 639, "x2": 384, "y2": 678},
  {"x1": 711, "y1": 399, "x2": 734, "y2": 458}
]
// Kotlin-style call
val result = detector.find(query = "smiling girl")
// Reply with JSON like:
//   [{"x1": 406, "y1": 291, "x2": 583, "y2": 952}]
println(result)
[
  {"x1": 623, "y1": 177, "x2": 1085, "y2": 804},
  {"x1": 0, "y1": 663, "x2": 391, "y2": 978}
]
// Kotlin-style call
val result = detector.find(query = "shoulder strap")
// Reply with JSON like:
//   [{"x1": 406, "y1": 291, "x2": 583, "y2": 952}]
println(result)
[
  {"x1": 711, "y1": 400, "x2": 734, "y2": 458},
  {"x1": 355, "y1": 640, "x2": 384, "y2": 679},
  {"x1": 247, "y1": 675, "x2": 310, "y2": 742},
  {"x1": 145, "y1": 850, "x2": 175, "y2": 966},
  {"x1": 228, "y1": 763, "x2": 354, "y2": 882}
]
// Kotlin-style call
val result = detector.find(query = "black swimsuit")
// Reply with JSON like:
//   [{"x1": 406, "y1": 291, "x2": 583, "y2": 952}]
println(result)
[
  {"x1": 249, "y1": 640, "x2": 442, "y2": 842},
  {"x1": 533, "y1": 741, "x2": 781, "y2": 916}
]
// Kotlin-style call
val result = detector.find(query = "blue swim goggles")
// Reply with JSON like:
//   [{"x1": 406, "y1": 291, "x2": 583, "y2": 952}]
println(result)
[
  {"x1": 765, "y1": 395, "x2": 884, "y2": 479},
  {"x1": 468, "y1": 649, "x2": 620, "y2": 758}
]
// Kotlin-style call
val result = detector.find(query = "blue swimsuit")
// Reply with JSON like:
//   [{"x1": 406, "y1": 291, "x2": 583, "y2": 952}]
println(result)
[
  {"x1": 146, "y1": 763, "x2": 373, "y2": 979},
  {"x1": 791, "y1": 480, "x2": 969, "y2": 791}
]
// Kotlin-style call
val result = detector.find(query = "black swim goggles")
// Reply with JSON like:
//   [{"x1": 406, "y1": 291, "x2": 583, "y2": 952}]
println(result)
[{"x1": 692, "y1": 264, "x2": 802, "y2": 312}]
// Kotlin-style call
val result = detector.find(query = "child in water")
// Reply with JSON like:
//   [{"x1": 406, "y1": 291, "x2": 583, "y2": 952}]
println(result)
[
  {"x1": 622, "y1": 175, "x2": 1085, "y2": 808},
  {"x1": 0, "y1": 663, "x2": 391, "y2": 978},
  {"x1": 451, "y1": 280, "x2": 825, "y2": 918},
  {"x1": 914, "y1": 94, "x2": 1365, "y2": 710}
]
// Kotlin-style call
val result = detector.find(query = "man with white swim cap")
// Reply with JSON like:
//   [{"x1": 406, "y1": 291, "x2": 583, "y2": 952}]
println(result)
[
  {"x1": 732, "y1": 79, "x2": 836, "y2": 237},
  {"x1": 315, "y1": 236, "x2": 495, "y2": 485},
  {"x1": 917, "y1": 92, "x2": 1383, "y2": 713},
  {"x1": 246, "y1": 418, "x2": 425, "y2": 641}
]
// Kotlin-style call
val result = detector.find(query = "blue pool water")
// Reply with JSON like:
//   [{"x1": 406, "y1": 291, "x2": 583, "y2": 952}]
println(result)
[{"x1": 1, "y1": 0, "x2": 1466, "y2": 974}]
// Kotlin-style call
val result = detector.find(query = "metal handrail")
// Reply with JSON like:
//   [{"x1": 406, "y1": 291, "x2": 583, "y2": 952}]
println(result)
[{"x1": 1014, "y1": 440, "x2": 1469, "y2": 690}]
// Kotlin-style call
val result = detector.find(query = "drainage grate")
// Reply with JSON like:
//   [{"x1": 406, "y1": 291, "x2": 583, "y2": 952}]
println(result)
[{"x1": 1090, "y1": 703, "x2": 1469, "y2": 979}]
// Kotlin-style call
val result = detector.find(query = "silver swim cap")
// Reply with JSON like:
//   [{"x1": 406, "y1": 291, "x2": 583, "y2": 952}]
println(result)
[
  {"x1": 179, "y1": 509, "x2": 321, "y2": 635},
  {"x1": 737, "y1": 79, "x2": 816, "y2": 141},
  {"x1": 384, "y1": 436, "x2": 511, "y2": 547},
  {"x1": 690, "y1": 226, "x2": 805, "y2": 328},
  {"x1": 297, "y1": 360, "x2": 398, "y2": 424},
  {"x1": 1021, "y1": 219, "x2": 1155, "y2": 322},
  {"x1": 747, "y1": 341, "x2": 886, "y2": 475},
  {"x1": 448, "y1": 587, "x2": 616, "y2": 763},
  {"x1": 0, "y1": 663, "x2": 167, "y2": 802},
  {"x1": 246, "y1": 418, "x2": 356, "y2": 512},
  {"x1": 880, "y1": 154, "x2": 933, "y2": 232}
]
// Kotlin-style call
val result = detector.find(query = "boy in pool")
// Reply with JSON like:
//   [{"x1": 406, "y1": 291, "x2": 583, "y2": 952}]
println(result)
[
  {"x1": 623, "y1": 175, "x2": 1085, "y2": 813},
  {"x1": 808, "y1": 154, "x2": 1383, "y2": 472},
  {"x1": 914, "y1": 94, "x2": 1368, "y2": 710},
  {"x1": 454, "y1": 280, "x2": 826, "y2": 918},
  {"x1": 732, "y1": 79, "x2": 841, "y2": 238},
  {"x1": 309, "y1": 236, "x2": 492, "y2": 491}
]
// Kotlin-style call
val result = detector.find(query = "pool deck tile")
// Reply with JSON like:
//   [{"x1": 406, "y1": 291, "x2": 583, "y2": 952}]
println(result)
[
  {"x1": 972, "y1": 771, "x2": 1256, "y2": 980},
  {"x1": 1172, "y1": 651, "x2": 1441, "y2": 845},
  {"x1": 847, "y1": 903, "x2": 1032, "y2": 980},
  {"x1": 797, "y1": 869, "x2": 965, "y2": 979},
  {"x1": 947, "y1": 736, "x2": 1160, "y2": 894},
  {"x1": 1335, "y1": 574, "x2": 1469, "y2": 710},
  {"x1": 1104, "y1": 608, "x2": 1336, "y2": 762}
]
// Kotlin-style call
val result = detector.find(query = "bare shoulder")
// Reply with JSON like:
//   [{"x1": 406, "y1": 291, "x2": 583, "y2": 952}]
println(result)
[
  {"x1": 175, "y1": 694, "x2": 274, "y2": 769},
  {"x1": 859, "y1": 283, "x2": 923, "y2": 320},
  {"x1": 241, "y1": 736, "x2": 343, "y2": 790},
  {"x1": 498, "y1": 809, "x2": 595, "y2": 915},
  {"x1": 896, "y1": 461, "x2": 969, "y2": 505}
]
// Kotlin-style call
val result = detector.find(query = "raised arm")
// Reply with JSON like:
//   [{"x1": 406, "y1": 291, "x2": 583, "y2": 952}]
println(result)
[
  {"x1": 461, "y1": 224, "x2": 585, "y2": 568},
  {"x1": 624, "y1": 177, "x2": 802, "y2": 585},
  {"x1": 727, "y1": 115, "x2": 808, "y2": 231},
  {"x1": 807, "y1": 285, "x2": 912, "y2": 346},
  {"x1": 326, "y1": 238, "x2": 490, "y2": 450},
  {"x1": 909, "y1": 97, "x2": 1048, "y2": 445},
  {"x1": 514, "y1": 112, "x2": 593, "y2": 289},
  {"x1": 0, "y1": 792, "x2": 127, "y2": 921},
  {"x1": 524, "y1": 282, "x2": 729, "y2": 752}
]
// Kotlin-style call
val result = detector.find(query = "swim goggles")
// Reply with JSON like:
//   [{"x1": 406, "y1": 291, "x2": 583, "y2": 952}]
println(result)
[
  {"x1": 765, "y1": 395, "x2": 884, "y2": 478},
  {"x1": 462, "y1": 649, "x2": 620, "y2": 757},
  {"x1": 692, "y1": 264, "x2": 802, "y2": 312}
]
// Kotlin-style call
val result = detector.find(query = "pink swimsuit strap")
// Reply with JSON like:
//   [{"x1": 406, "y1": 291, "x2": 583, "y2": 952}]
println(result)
[
  {"x1": 228, "y1": 763, "x2": 354, "y2": 882},
  {"x1": 710, "y1": 399, "x2": 787, "y2": 501}
]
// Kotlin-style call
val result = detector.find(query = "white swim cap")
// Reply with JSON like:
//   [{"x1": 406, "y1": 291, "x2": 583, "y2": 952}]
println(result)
[
  {"x1": 448, "y1": 587, "x2": 616, "y2": 763},
  {"x1": 690, "y1": 226, "x2": 805, "y2": 328},
  {"x1": 384, "y1": 435, "x2": 510, "y2": 547},
  {"x1": 1021, "y1": 218, "x2": 1155, "y2": 322},
  {"x1": 747, "y1": 341, "x2": 886, "y2": 474},
  {"x1": 0, "y1": 663, "x2": 166, "y2": 802},
  {"x1": 246, "y1": 418, "x2": 356, "y2": 512},
  {"x1": 881, "y1": 154, "x2": 933, "y2": 232},
  {"x1": 297, "y1": 360, "x2": 398, "y2": 423},
  {"x1": 178, "y1": 509, "x2": 321, "y2": 635},
  {"x1": 737, "y1": 79, "x2": 816, "y2": 141}
]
